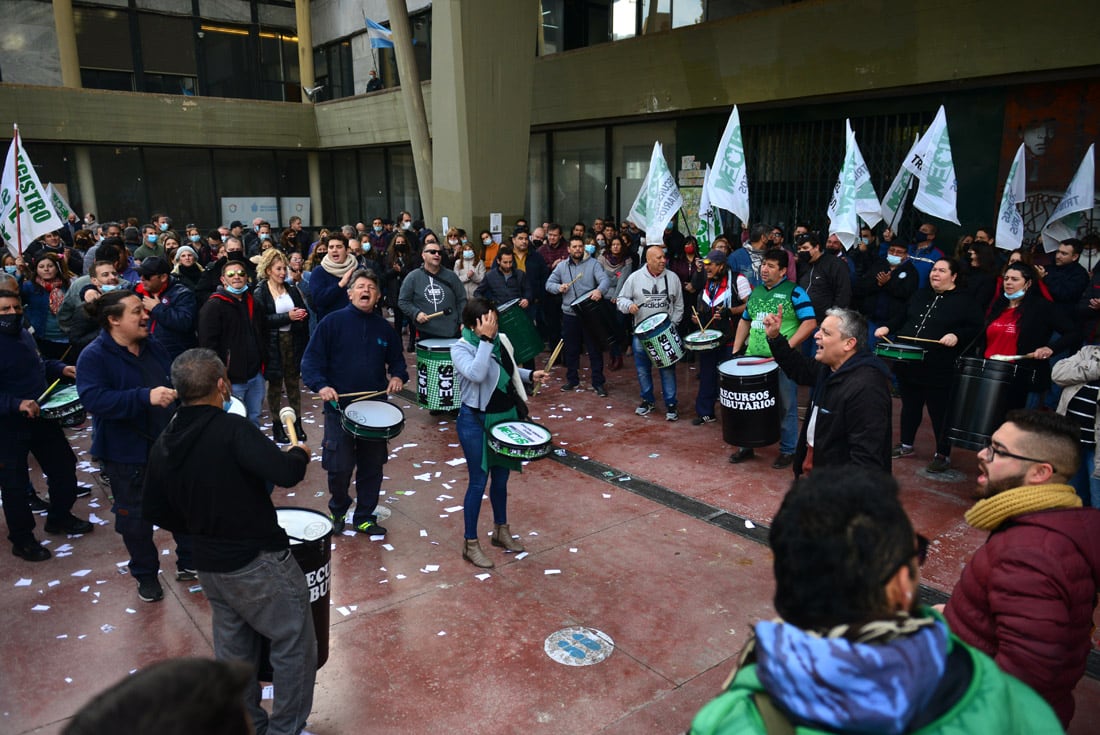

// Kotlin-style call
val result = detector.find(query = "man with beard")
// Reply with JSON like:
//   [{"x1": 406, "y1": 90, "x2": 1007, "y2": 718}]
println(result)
[
  {"x1": 690, "y1": 466, "x2": 1060, "y2": 735},
  {"x1": 944, "y1": 410, "x2": 1100, "y2": 730}
]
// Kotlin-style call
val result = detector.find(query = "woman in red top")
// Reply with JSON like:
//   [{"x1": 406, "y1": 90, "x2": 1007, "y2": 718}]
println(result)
[{"x1": 978, "y1": 263, "x2": 1078, "y2": 396}]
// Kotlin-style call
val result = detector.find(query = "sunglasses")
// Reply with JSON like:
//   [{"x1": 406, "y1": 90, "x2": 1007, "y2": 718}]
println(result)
[
  {"x1": 422, "y1": 249, "x2": 441, "y2": 255},
  {"x1": 224, "y1": 271, "x2": 247, "y2": 278}
]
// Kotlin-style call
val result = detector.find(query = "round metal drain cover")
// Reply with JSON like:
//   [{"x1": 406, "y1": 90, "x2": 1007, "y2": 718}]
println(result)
[{"x1": 544, "y1": 627, "x2": 614, "y2": 666}]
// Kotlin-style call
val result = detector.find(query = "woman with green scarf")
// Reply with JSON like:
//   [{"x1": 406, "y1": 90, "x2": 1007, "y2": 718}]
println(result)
[{"x1": 451, "y1": 297, "x2": 549, "y2": 568}]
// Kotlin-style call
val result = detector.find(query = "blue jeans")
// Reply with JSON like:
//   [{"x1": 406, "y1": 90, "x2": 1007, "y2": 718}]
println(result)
[
  {"x1": 1070, "y1": 446, "x2": 1100, "y2": 508},
  {"x1": 632, "y1": 334, "x2": 677, "y2": 408},
  {"x1": 777, "y1": 370, "x2": 799, "y2": 455},
  {"x1": 201, "y1": 548, "x2": 316, "y2": 735},
  {"x1": 456, "y1": 406, "x2": 509, "y2": 540},
  {"x1": 232, "y1": 372, "x2": 267, "y2": 428}
]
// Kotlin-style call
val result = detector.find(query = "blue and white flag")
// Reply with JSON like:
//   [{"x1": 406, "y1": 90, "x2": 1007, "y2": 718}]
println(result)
[
  {"x1": 1041, "y1": 144, "x2": 1095, "y2": 252},
  {"x1": 995, "y1": 144, "x2": 1027, "y2": 252},
  {"x1": 365, "y1": 18, "x2": 394, "y2": 49}
]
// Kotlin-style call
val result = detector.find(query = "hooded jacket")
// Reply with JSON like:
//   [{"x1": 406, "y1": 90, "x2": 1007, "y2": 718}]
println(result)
[
  {"x1": 197, "y1": 287, "x2": 266, "y2": 384},
  {"x1": 142, "y1": 404, "x2": 309, "y2": 572},
  {"x1": 944, "y1": 506, "x2": 1100, "y2": 728},
  {"x1": 768, "y1": 335, "x2": 893, "y2": 476},
  {"x1": 134, "y1": 276, "x2": 197, "y2": 360}
]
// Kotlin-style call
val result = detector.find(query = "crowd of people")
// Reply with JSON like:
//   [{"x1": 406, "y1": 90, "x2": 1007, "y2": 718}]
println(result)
[{"x1": 5, "y1": 208, "x2": 1100, "y2": 734}]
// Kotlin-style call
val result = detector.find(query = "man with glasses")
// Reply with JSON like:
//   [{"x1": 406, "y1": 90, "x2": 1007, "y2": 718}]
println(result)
[
  {"x1": 399, "y1": 238, "x2": 466, "y2": 340},
  {"x1": 690, "y1": 466, "x2": 1060, "y2": 734},
  {"x1": 198, "y1": 261, "x2": 267, "y2": 426},
  {"x1": 944, "y1": 409, "x2": 1100, "y2": 730}
]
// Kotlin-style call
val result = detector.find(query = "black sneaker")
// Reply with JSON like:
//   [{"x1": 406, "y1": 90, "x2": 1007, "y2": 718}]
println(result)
[
  {"x1": 44, "y1": 514, "x2": 94, "y2": 535},
  {"x1": 560, "y1": 383, "x2": 580, "y2": 392},
  {"x1": 331, "y1": 513, "x2": 346, "y2": 533},
  {"x1": 12, "y1": 539, "x2": 51, "y2": 562},
  {"x1": 665, "y1": 409, "x2": 679, "y2": 422},
  {"x1": 137, "y1": 576, "x2": 164, "y2": 603},
  {"x1": 729, "y1": 448, "x2": 755, "y2": 464},
  {"x1": 355, "y1": 518, "x2": 388, "y2": 536},
  {"x1": 635, "y1": 401, "x2": 655, "y2": 416},
  {"x1": 27, "y1": 493, "x2": 49, "y2": 512},
  {"x1": 772, "y1": 453, "x2": 795, "y2": 470},
  {"x1": 175, "y1": 569, "x2": 198, "y2": 582},
  {"x1": 594, "y1": 385, "x2": 608, "y2": 398},
  {"x1": 691, "y1": 415, "x2": 717, "y2": 426}
]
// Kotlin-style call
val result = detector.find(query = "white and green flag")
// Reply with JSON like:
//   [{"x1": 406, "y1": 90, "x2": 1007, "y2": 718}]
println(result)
[
  {"x1": 46, "y1": 183, "x2": 74, "y2": 222},
  {"x1": 1041, "y1": 144, "x2": 1095, "y2": 252},
  {"x1": 627, "y1": 141, "x2": 683, "y2": 247},
  {"x1": 0, "y1": 126, "x2": 63, "y2": 256},
  {"x1": 827, "y1": 120, "x2": 859, "y2": 249},
  {"x1": 707, "y1": 105, "x2": 750, "y2": 224},
  {"x1": 850, "y1": 124, "x2": 882, "y2": 229},
  {"x1": 995, "y1": 143, "x2": 1027, "y2": 252},
  {"x1": 695, "y1": 164, "x2": 719, "y2": 256},
  {"x1": 903, "y1": 106, "x2": 960, "y2": 225},
  {"x1": 881, "y1": 134, "x2": 920, "y2": 230}
]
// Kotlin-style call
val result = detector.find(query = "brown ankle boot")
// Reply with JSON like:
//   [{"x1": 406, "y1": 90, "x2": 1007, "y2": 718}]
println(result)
[
  {"x1": 462, "y1": 539, "x2": 494, "y2": 568},
  {"x1": 491, "y1": 524, "x2": 525, "y2": 552}
]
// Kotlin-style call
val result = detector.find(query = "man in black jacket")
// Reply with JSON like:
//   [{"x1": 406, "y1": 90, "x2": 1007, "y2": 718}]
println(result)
[
  {"x1": 855, "y1": 242, "x2": 919, "y2": 347},
  {"x1": 143, "y1": 348, "x2": 314, "y2": 735},
  {"x1": 764, "y1": 306, "x2": 892, "y2": 476}
]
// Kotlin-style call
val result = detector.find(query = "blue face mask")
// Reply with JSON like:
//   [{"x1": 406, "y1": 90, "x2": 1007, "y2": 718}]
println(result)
[
  {"x1": 100, "y1": 282, "x2": 119, "y2": 292},
  {"x1": 225, "y1": 283, "x2": 248, "y2": 295},
  {"x1": 373, "y1": 225, "x2": 383, "y2": 233},
  {"x1": 260, "y1": 233, "x2": 270, "y2": 240},
  {"x1": 886, "y1": 254, "x2": 903, "y2": 266},
  {"x1": 189, "y1": 234, "x2": 201, "y2": 243},
  {"x1": 147, "y1": 234, "x2": 157, "y2": 244},
  {"x1": 363, "y1": 242, "x2": 371, "y2": 252},
  {"x1": 3, "y1": 265, "x2": 16, "y2": 274},
  {"x1": 463, "y1": 249, "x2": 474, "y2": 260},
  {"x1": 584, "y1": 244, "x2": 596, "y2": 255},
  {"x1": 220, "y1": 235, "x2": 228, "y2": 243},
  {"x1": 159, "y1": 223, "x2": 168, "y2": 232},
  {"x1": 1005, "y1": 288, "x2": 1026, "y2": 301}
]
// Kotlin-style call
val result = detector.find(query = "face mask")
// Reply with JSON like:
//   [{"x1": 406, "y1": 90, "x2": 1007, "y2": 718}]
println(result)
[
  {"x1": 1005, "y1": 288, "x2": 1026, "y2": 301},
  {"x1": 597, "y1": 239, "x2": 605, "y2": 246},
  {"x1": 3, "y1": 265, "x2": 16, "y2": 274},
  {"x1": 584, "y1": 244, "x2": 596, "y2": 255},
  {"x1": 220, "y1": 235, "x2": 228, "y2": 243},
  {"x1": 460, "y1": 238, "x2": 468, "y2": 245},
  {"x1": 225, "y1": 283, "x2": 248, "y2": 295},
  {"x1": 482, "y1": 239, "x2": 492, "y2": 247},
  {"x1": 402, "y1": 221, "x2": 412, "y2": 230},
  {"x1": 363, "y1": 242, "x2": 372, "y2": 253},
  {"x1": 221, "y1": 387, "x2": 234, "y2": 413},
  {"x1": 0, "y1": 313, "x2": 20, "y2": 336},
  {"x1": 99, "y1": 282, "x2": 119, "y2": 292},
  {"x1": 914, "y1": 231, "x2": 928, "y2": 244},
  {"x1": 461, "y1": 249, "x2": 473, "y2": 260},
  {"x1": 886, "y1": 254, "x2": 903, "y2": 266},
  {"x1": 147, "y1": 234, "x2": 158, "y2": 244},
  {"x1": 859, "y1": 237, "x2": 870, "y2": 246},
  {"x1": 260, "y1": 233, "x2": 270, "y2": 240},
  {"x1": 373, "y1": 225, "x2": 383, "y2": 233},
  {"x1": 796, "y1": 251, "x2": 812, "y2": 264},
  {"x1": 159, "y1": 223, "x2": 168, "y2": 232},
  {"x1": 448, "y1": 238, "x2": 459, "y2": 246},
  {"x1": 685, "y1": 246, "x2": 696, "y2": 256},
  {"x1": 189, "y1": 234, "x2": 201, "y2": 243}
]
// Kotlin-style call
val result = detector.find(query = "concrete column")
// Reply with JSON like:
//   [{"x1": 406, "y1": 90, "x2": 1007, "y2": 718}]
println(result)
[
  {"x1": 52, "y1": 0, "x2": 98, "y2": 216},
  {"x1": 431, "y1": 1, "x2": 536, "y2": 235},
  {"x1": 308, "y1": 151, "x2": 323, "y2": 227},
  {"x1": 386, "y1": 0, "x2": 434, "y2": 226},
  {"x1": 295, "y1": 0, "x2": 315, "y2": 91}
]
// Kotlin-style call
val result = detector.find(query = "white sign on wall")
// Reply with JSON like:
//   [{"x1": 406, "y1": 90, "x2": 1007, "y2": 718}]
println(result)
[
  {"x1": 280, "y1": 197, "x2": 311, "y2": 227},
  {"x1": 220, "y1": 197, "x2": 279, "y2": 227}
]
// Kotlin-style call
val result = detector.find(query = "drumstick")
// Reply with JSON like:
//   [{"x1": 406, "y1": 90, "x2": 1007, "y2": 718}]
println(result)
[
  {"x1": 692, "y1": 306, "x2": 701, "y2": 325},
  {"x1": 989, "y1": 353, "x2": 1036, "y2": 362},
  {"x1": 423, "y1": 308, "x2": 454, "y2": 321},
  {"x1": 532, "y1": 339, "x2": 565, "y2": 397},
  {"x1": 898, "y1": 335, "x2": 946, "y2": 345},
  {"x1": 36, "y1": 378, "x2": 61, "y2": 405},
  {"x1": 881, "y1": 335, "x2": 896, "y2": 345},
  {"x1": 279, "y1": 407, "x2": 299, "y2": 445},
  {"x1": 337, "y1": 389, "x2": 388, "y2": 399}
]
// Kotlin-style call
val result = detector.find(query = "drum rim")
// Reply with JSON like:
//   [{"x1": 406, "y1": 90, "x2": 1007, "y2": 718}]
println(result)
[
  {"x1": 489, "y1": 420, "x2": 552, "y2": 445},
  {"x1": 718, "y1": 357, "x2": 778, "y2": 376},
  {"x1": 685, "y1": 329, "x2": 723, "y2": 342},
  {"x1": 275, "y1": 506, "x2": 334, "y2": 541},
  {"x1": 635, "y1": 312, "x2": 670, "y2": 332},
  {"x1": 344, "y1": 399, "x2": 404, "y2": 426}
]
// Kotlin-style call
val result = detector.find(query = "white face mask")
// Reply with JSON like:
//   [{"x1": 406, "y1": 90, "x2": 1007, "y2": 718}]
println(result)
[
  {"x1": 401, "y1": 221, "x2": 412, "y2": 230},
  {"x1": 463, "y1": 250, "x2": 474, "y2": 260},
  {"x1": 448, "y1": 238, "x2": 459, "y2": 246}
]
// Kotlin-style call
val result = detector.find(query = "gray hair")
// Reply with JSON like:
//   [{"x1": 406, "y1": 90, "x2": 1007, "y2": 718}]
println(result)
[
  {"x1": 824, "y1": 307, "x2": 868, "y2": 353},
  {"x1": 346, "y1": 268, "x2": 381, "y2": 292},
  {"x1": 171, "y1": 348, "x2": 227, "y2": 404}
]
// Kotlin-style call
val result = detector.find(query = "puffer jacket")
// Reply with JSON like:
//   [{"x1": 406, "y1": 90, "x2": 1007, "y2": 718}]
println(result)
[{"x1": 253, "y1": 280, "x2": 308, "y2": 383}]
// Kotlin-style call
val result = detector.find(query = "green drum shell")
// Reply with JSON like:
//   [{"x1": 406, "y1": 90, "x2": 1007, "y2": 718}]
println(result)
[
  {"x1": 416, "y1": 339, "x2": 461, "y2": 411},
  {"x1": 634, "y1": 313, "x2": 683, "y2": 368},
  {"x1": 339, "y1": 400, "x2": 406, "y2": 441},
  {"x1": 874, "y1": 343, "x2": 926, "y2": 362},
  {"x1": 488, "y1": 421, "x2": 553, "y2": 460},
  {"x1": 497, "y1": 299, "x2": 542, "y2": 364},
  {"x1": 39, "y1": 385, "x2": 85, "y2": 425}
]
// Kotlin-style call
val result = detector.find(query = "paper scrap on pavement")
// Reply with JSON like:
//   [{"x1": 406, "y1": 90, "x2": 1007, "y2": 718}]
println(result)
[
  {"x1": 414, "y1": 473, "x2": 432, "y2": 481},
  {"x1": 515, "y1": 552, "x2": 528, "y2": 560},
  {"x1": 262, "y1": 685, "x2": 274, "y2": 700},
  {"x1": 382, "y1": 543, "x2": 394, "y2": 551},
  {"x1": 602, "y1": 493, "x2": 612, "y2": 499},
  {"x1": 475, "y1": 573, "x2": 491, "y2": 581},
  {"x1": 444, "y1": 505, "x2": 464, "y2": 513},
  {"x1": 745, "y1": 520, "x2": 756, "y2": 529},
  {"x1": 419, "y1": 529, "x2": 428, "y2": 537},
  {"x1": 336, "y1": 606, "x2": 351, "y2": 617},
  {"x1": 544, "y1": 569, "x2": 561, "y2": 575},
  {"x1": 15, "y1": 578, "x2": 31, "y2": 587},
  {"x1": 71, "y1": 569, "x2": 91, "y2": 577},
  {"x1": 32, "y1": 604, "x2": 50, "y2": 612}
]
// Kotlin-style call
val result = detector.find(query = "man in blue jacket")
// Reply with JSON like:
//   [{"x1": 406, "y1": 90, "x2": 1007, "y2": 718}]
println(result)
[
  {"x1": 0, "y1": 290, "x2": 92, "y2": 562},
  {"x1": 302, "y1": 270, "x2": 408, "y2": 536},
  {"x1": 134, "y1": 256, "x2": 197, "y2": 361}
]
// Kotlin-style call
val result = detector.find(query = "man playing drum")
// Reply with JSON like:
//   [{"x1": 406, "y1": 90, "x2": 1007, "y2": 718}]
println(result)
[
  {"x1": 546, "y1": 235, "x2": 611, "y2": 397},
  {"x1": 617, "y1": 245, "x2": 685, "y2": 420},
  {"x1": 302, "y1": 270, "x2": 407, "y2": 536},
  {"x1": 730, "y1": 249, "x2": 817, "y2": 468},
  {"x1": 143, "y1": 348, "x2": 315, "y2": 735}
]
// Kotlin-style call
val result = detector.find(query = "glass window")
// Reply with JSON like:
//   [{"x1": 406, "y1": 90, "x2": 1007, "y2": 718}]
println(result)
[
  {"x1": 552, "y1": 129, "x2": 607, "y2": 223},
  {"x1": 540, "y1": 0, "x2": 564, "y2": 55},
  {"x1": 612, "y1": 0, "x2": 640, "y2": 40},
  {"x1": 387, "y1": 147, "x2": 421, "y2": 221},
  {"x1": 672, "y1": 0, "x2": 705, "y2": 28},
  {"x1": 612, "y1": 122, "x2": 676, "y2": 222},
  {"x1": 74, "y1": 7, "x2": 132, "y2": 73},
  {"x1": 358, "y1": 150, "x2": 389, "y2": 221},
  {"x1": 641, "y1": 0, "x2": 671, "y2": 34},
  {"x1": 139, "y1": 13, "x2": 197, "y2": 76},
  {"x1": 144, "y1": 147, "x2": 216, "y2": 229},
  {"x1": 88, "y1": 146, "x2": 147, "y2": 223},
  {"x1": 201, "y1": 24, "x2": 253, "y2": 99},
  {"x1": 526, "y1": 134, "x2": 550, "y2": 228},
  {"x1": 327, "y1": 150, "x2": 359, "y2": 226},
  {"x1": 212, "y1": 148, "x2": 278, "y2": 225},
  {"x1": 80, "y1": 69, "x2": 134, "y2": 92}
]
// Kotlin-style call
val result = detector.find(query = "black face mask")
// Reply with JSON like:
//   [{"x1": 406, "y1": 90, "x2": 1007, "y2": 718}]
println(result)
[
  {"x1": 796, "y1": 251, "x2": 812, "y2": 264},
  {"x1": 0, "y1": 313, "x2": 22, "y2": 336}
]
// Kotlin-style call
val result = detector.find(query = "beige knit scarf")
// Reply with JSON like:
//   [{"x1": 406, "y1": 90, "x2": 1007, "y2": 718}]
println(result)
[
  {"x1": 964, "y1": 483, "x2": 1082, "y2": 531},
  {"x1": 321, "y1": 253, "x2": 357, "y2": 278}
]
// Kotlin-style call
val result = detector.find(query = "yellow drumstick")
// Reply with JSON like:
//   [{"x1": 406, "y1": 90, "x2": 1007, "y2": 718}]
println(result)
[
  {"x1": 36, "y1": 378, "x2": 61, "y2": 405},
  {"x1": 898, "y1": 335, "x2": 946, "y2": 345},
  {"x1": 532, "y1": 339, "x2": 564, "y2": 397},
  {"x1": 337, "y1": 389, "x2": 389, "y2": 399}
]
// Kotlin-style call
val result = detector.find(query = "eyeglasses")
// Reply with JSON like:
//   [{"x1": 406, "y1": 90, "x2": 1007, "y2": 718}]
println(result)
[
  {"x1": 982, "y1": 441, "x2": 1058, "y2": 474},
  {"x1": 881, "y1": 534, "x2": 930, "y2": 583},
  {"x1": 422, "y1": 249, "x2": 441, "y2": 255},
  {"x1": 224, "y1": 271, "x2": 246, "y2": 278}
]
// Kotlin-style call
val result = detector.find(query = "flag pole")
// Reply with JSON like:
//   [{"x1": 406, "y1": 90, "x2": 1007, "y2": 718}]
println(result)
[{"x1": 12, "y1": 124, "x2": 22, "y2": 257}]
